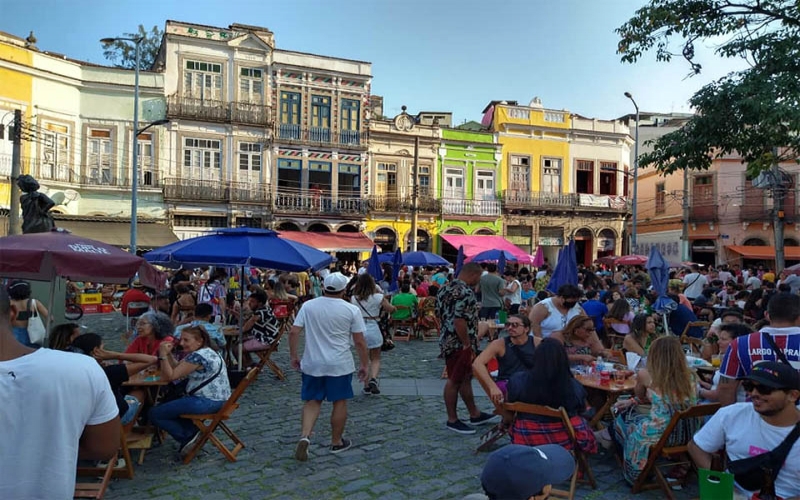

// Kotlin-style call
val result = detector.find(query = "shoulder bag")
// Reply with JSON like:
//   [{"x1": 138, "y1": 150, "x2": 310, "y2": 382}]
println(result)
[
  {"x1": 161, "y1": 351, "x2": 225, "y2": 403},
  {"x1": 27, "y1": 299, "x2": 47, "y2": 346},
  {"x1": 355, "y1": 298, "x2": 394, "y2": 352}
]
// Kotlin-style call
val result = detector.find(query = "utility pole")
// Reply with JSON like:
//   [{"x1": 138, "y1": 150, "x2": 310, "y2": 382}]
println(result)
[
  {"x1": 681, "y1": 168, "x2": 690, "y2": 261},
  {"x1": 624, "y1": 92, "x2": 640, "y2": 251},
  {"x1": 773, "y1": 147, "x2": 785, "y2": 274},
  {"x1": 9, "y1": 109, "x2": 22, "y2": 235},
  {"x1": 410, "y1": 135, "x2": 419, "y2": 251}
]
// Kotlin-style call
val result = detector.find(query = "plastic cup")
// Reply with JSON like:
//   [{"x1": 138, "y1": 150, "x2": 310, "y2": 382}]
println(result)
[
  {"x1": 711, "y1": 355, "x2": 722, "y2": 368},
  {"x1": 613, "y1": 370, "x2": 626, "y2": 387}
]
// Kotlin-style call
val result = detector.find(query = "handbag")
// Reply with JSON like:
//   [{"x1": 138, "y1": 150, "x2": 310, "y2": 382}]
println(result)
[
  {"x1": 160, "y1": 351, "x2": 224, "y2": 403},
  {"x1": 354, "y1": 299, "x2": 394, "y2": 351},
  {"x1": 27, "y1": 299, "x2": 47, "y2": 346},
  {"x1": 727, "y1": 422, "x2": 800, "y2": 491}
]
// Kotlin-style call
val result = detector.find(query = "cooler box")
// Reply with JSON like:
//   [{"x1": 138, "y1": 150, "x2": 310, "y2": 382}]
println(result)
[
  {"x1": 77, "y1": 293, "x2": 102, "y2": 305},
  {"x1": 82, "y1": 304, "x2": 101, "y2": 314}
]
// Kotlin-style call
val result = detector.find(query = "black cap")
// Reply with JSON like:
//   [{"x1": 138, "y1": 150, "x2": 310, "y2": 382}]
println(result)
[{"x1": 739, "y1": 361, "x2": 800, "y2": 390}]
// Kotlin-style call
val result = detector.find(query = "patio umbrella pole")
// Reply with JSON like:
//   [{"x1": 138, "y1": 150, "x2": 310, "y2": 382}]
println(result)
[
  {"x1": 46, "y1": 279, "x2": 56, "y2": 342},
  {"x1": 238, "y1": 265, "x2": 245, "y2": 369}
]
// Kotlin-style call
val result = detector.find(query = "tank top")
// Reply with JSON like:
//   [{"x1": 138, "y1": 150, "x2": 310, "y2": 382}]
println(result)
[
  {"x1": 497, "y1": 336, "x2": 536, "y2": 381},
  {"x1": 538, "y1": 298, "x2": 582, "y2": 338}
]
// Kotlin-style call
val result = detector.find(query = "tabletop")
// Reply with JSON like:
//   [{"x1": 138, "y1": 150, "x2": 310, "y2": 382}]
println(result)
[
  {"x1": 576, "y1": 373, "x2": 636, "y2": 393},
  {"x1": 123, "y1": 372, "x2": 170, "y2": 387}
]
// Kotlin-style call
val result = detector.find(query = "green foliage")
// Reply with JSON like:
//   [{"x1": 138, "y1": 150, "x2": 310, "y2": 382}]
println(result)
[
  {"x1": 101, "y1": 24, "x2": 163, "y2": 70},
  {"x1": 617, "y1": 0, "x2": 800, "y2": 175}
]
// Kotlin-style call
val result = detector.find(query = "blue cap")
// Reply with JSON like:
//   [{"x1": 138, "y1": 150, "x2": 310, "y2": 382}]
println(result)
[{"x1": 480, "y1": 444, "x2": 575, "y2": 499}]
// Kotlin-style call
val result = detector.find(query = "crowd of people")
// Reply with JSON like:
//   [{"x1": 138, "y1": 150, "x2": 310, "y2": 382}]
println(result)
[{"x1": 2, "y1": 256, "x2": 800, "y2": 499}]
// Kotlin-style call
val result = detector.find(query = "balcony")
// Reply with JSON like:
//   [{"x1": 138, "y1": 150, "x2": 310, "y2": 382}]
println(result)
[
  {"x1": 441, "y1": 198, "x2": 501, "y2": 217},
  {"x1": 273, "y1": 188, "x2": 367, "y2": 215},
  {"x1": 365, "y1": 195, "x2": 441, "y2": 214},
  {"x1": 740, "y1": 187, "x2": 766, "y2": 221},
  {"x1": 690, "y1": 202, "x2": 718, "y2": 221},
  {"x1": 167, "y1": 95, "x2": 271, "y2": 127},
  {"x1": 502, "y1": 190, "x2": 630, "y2": 213},
  {"x1": 163, "y1": 178, "x2": 270, "y2": 204},
  {"x1": 276, "y1": 124, "x2": 368, "y2": 149}
]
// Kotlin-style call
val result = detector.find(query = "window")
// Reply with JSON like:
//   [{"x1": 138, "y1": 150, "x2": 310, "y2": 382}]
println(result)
[
  {"x1": 376, "y1": 162, "x2": 397, "y2": 197},
  {"x1": 279, "y1": 91, "x2": 301, "y2": 139},
  {"x1": 542, "y1": 158, "x2": 561, "y2": 193},
  {"x1": 87, "y1": 129, "x2": 113, "y2": 185},
  {"x1": 576, "y1": 160, "x2": 594, "y2": 194},
  {"x1": 599, "y1": 161, "x2": 618, "y2": 196},
  {"x1": 655, "y1": 182, "x2": 666, "y2": 214},
  {"x1": 182, "y1": 137, "x2": 222, "y2": 181},
  {"x1": 42, "y1": 123, "x2": 70, "y2": 181},
  {"x1": 509, "y1": 155, "x2": 530, "y2": 192},
  {"x1": 418, "y1": 166, "x2": 430, "y2": 196},
  {"x1": 310, "y1": 96, "x2": 331, "y2": 142},
  {"x1": 137, "y1": 132, "x2": 155, "y2": 186},
  {"x1": 239, "y1": 67, "x2": 263, "y2": 104},
  {"x1": 338, "y1": 164, "x2": 360, "y2": 197},
  {"x1": 340, "y1": 99, "x2": 361, "y2": 145},
  {"x1": 238, "y1": 142, "x2": 262, "y2": 183},
  {"x1": 184, "y1": 60, "x2": 223, "y2": 101},
  {"x1": 277, "y1": 158, "x2": 302, "y2": 190},
  {"x1": 444, "y1": 168, "x2": 464, "y2": 198},
  {"x1": 476, "y1": 171, "x2": 495, "y2": 199}
]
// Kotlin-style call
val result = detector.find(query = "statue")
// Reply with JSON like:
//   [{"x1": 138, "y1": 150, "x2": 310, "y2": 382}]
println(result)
[{"x1": 17, "y1": 175, "x2": 55, "y2": 234}]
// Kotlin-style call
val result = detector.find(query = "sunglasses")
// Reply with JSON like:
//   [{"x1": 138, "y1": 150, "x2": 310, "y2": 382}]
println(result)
[
  {"x1": 506, "y1": 322, "x2": 525, "y2": 327},
  {"x1": 742, "y1": 381, "x2": 785, "y2": 395}
]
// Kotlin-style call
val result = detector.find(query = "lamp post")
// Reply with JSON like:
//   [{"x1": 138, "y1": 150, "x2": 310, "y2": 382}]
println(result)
[{"x1": 624, "y1": 92, "x2": 640, "y2": 253}]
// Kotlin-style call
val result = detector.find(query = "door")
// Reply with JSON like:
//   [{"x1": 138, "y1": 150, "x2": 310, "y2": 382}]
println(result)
[
  {"x1": 444, "y1": 168, "x2": 465, "y2": 213},
  {"x1": 475, "y1": 170, "x2": 497, "y2": 215}
]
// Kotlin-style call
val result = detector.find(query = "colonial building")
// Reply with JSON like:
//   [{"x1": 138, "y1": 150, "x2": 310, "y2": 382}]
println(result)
[
  {"x1": 483, "y1": 98, "x2": 632, "y2": 266},
  {"x1": 438, "y1": 126, "x2": 502, "y2": 261},
  {"x1": 156, "y1": 20, "x2": 373, "y2": 250},
  {"x1": 365, "y1": 105, "x2": 440, "y2": 253}
]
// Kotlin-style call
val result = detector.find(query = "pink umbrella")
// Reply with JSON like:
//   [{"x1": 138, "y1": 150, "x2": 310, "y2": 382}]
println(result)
[
  {"x1": 532, "y1": 246, "x2": 545, "y2": 268},
  {"x1": 615, "y1": 254, "x2": 649, "y2": 266},
  {"x1": 0, "y1": 230, "x2": 165, "y2": 289}
]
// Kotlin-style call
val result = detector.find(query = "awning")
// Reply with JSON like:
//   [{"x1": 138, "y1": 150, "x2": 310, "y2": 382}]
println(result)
[
  {"x1": 54, "y1": 219, "x2": 178, "y2": 249},
  {"x1": 726, "y1": 245, "x2": 800, "y2": 260},
  {"x1": 440, "y1": 234, "x2": 534, "y2": 264},
  {"x1": 279, "y1": 231, "x2": 375, "y2": 252}
]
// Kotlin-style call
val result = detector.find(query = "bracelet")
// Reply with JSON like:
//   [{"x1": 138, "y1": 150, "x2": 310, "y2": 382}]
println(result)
[{"x1": 158, "y1": 356, "x2": 165, "y2": 361}]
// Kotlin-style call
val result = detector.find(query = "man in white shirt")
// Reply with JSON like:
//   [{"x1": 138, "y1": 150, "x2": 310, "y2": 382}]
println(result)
[
  {"x1": 779, "y1": 270, "x2": 800, "y2": 295},
  {"x1": 689, "y1": 362, "x2": 800, "y2": 499},
  {"x1": 0, "y1": 286, "x2": 119, "y2": 499},
  {"x1": 682, "y1": 264, "x2": 708, "y2": 300},
  {"x1": 289, "y1": 272, "x2": 368, "y2": 461}
]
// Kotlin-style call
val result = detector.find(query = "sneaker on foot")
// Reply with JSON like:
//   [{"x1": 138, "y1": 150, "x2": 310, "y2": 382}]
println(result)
[
  {"x1": 179, "y1": 431, "x2": 202, "y2": 459},
  {"x1": 446, "y1": 420, "x2": 476, "y2": 434},
  {"x1": 469, "y1": 412, "x2": 501, "y2": 426},
  {"x1": 294, "y1": 437, "x2": 310, "y2": 461},
  {"x1": 330, "y1": 438, "x2": 352, "y2": 454},
  {"x1": 368, "y1": 378, "x2": 380, "y2": 395},
  {"x1": 362, "y1": 386, "x2": 372, "y2": 395}
]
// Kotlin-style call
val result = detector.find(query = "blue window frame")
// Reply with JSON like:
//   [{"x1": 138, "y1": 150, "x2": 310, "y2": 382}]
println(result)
[
  {"x1": 341, "y1": 99, "x2": 360, "y2": 131},
  {"x1": 280, "y1": 92, "x2": 301, "y2": 140}
]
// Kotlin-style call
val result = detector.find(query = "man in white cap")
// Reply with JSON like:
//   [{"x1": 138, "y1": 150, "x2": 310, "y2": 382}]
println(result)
[
  {"x1": 289, "y1": 272, "x2": 368, "y2": 461},
  {"x1": 463, "y1": 444, "x2": 575, "y2": 500}
]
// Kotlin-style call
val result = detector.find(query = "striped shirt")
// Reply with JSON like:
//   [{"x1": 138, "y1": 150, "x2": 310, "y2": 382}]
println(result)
[{"x1": 720, "y1": 327, "x2": 800, "y2": 379}]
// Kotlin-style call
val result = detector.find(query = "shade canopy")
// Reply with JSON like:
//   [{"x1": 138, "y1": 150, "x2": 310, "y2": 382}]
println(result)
[
  {"x1": 440, "y1": 234, "x2": 534, "y2": 264},
  {"x1": 378, "y1": 250, "x2": 448, "y2": 267},
  {"x1": 55, "y1": 218, "x2": 177, "y2": 249},
  {"x1": 368, "y1": 245, "x2": 383, "y2": 283},
  {"x1": 143, "y1": 228, "x2": 332, "y2": 271},
  {"x1": 726, "y1": 245, "x2": 800, "y2": 260},
  {"x1": 279, "y1": 231, "x2": 375, "y2": 252},
  {"x1": 468, "y1": 249, "x2": 520, "y2": 263},
  {"x1": 615, "y1": 254, "x2": 648, "y2": 266},
  {"x1": 546, "y1": 240, "x2": 578, "y2": 294},
  {"x1": 0, "y1": 230, "x2": 165, "y2": 288}
]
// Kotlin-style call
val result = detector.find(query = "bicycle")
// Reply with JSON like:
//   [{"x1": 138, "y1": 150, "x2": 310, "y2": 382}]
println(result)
[{"x1": 65, "y1": 293, "x2": 84, "y2": 321}]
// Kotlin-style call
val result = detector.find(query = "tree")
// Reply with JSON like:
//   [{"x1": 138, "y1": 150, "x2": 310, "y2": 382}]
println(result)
[
  {"x1": 101, "y1": 24, "x2": 163, "y2": 70},
  {"x1": 617, "y1": 0, "x2": 800, "y2": 175}
]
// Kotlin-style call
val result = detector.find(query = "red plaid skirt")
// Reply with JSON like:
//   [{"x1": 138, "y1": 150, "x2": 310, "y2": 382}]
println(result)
[{"x1": 509, "y1": 415, "x2": 598, "y2": 454}]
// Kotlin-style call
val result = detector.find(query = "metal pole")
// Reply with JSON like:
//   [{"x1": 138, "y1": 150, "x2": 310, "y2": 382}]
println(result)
[
  {"x1": 773, "y1": 147, "x2": 785, "y2": 274},
  {"x1": 130, "y1": 39, "x2": 141, "y2": 255},
  {"x1": 410, "y1": 136, "x2": 419, "y2": 251},
  {"x1": 682, "y1": 168, "x2": 690, "y2": 261},
  {"x1": 631, "y1": 108, "x2": 639, "y2": 250},
  {"x1": 8, "y1": 109, "x2": 22, "y2": 235}
]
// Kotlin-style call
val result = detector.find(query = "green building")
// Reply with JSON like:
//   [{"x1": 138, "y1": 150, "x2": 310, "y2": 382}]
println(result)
[{"x1": 437, "y1": 126, "x2": 503, "y2": 260}]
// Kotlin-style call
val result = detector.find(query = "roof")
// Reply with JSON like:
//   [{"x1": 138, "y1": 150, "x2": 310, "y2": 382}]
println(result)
[
  {"x1": 455, "y1": 121, "x2": 487, "y2": 131},
  {"x1": 482, "y1": 100, "x2": 518, "y2": 114}
]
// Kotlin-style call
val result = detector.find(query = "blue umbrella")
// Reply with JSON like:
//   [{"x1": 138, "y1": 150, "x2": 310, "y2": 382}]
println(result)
[
  {"x1": 646, "y1": 245, "x2": 677, "y2": 314},
  {"x1": 546, "y1": 240, "x2": 579, "y2": 294},
  {"x1": 390, "y1": 248, "x2": 402, "y2": 292},
  {"x1": 470, "y1": 249, "x2": 519, "y2": 263},
  {"x1": 378, "y1": 253, "x2": 394, "y2": 263},
  {"x1": 143, "y1": 228, "x2": 332, "y2": 272},
  {"x1": 368, "y1": 245, "x2": 383, "y2": 283},
  {"x1": 402, "y1": 251, "x2": 449, "y2": 267},
  {"x1": 455, "y1": 245, "x2": 465, "y2": 277},
  {"x1": 498, "y1": 251, "x2": 506, "y2": 274}
]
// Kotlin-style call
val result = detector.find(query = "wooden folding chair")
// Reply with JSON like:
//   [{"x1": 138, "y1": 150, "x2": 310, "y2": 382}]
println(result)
[
  {"x1": 180, "y1": 367, "x2": 258, "y2": 464},
  {"x1": 502, "y1": 402, "x2": 597, "y2": 500},
  {"x1": 603, "y1": 318, "x2": 628, "y2": 346},
  {"x1": 631, "y1": 402, "x2": 721, "y2": 499},
  {"x1": 250, "y1": 329, "x2": 286, "y2": 380},
  {"x1": 269, "y1": 299, "x2": 296, "y2": 335},
  {"x1": 391, "y1": 305, "x2": 416, "y2": 341},
  {"x1": 74, "y1": 456, "x2": 117, "y2": 499},
  {"x1": 680, "y1": 321, "x2": 709, "y2": 354}
]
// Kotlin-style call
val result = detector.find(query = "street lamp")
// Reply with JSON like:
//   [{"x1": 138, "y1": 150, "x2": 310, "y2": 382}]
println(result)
[
  {"x1": 624, "y1": 91, "x2": 640, "y2": 252},
  {"x1": 100, "y1": 35, "x2": 152, "y2": 255}
]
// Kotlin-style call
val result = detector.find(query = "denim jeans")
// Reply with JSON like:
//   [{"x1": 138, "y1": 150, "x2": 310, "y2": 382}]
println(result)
[{"x1": 149, "y1": 396, "x2": 224, "y2": 445}]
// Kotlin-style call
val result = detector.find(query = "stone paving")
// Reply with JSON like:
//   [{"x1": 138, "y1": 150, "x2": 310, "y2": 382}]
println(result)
[{"x1": 79, "y1": 312, "x2": 700, "y2": 500}]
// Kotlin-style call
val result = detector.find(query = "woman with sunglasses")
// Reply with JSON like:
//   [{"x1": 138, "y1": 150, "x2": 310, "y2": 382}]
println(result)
[
  {"x1": 473, "y1": 314, "x2": 539, "y2": 405},
  {"x1": 551, "y1": 315, "x2": 610, "y2": 366}
]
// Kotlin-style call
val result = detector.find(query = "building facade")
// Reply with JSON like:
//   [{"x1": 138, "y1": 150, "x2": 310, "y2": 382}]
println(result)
[
  {"x1": 484, "y1": 99, "x2": 631, "y2": 266},
  {"x1": 156, "y1": 21, "x2": 371, "y2": 241},
  {"x1": 438, "y1": 126, "x2": 502, "y2": 260}
]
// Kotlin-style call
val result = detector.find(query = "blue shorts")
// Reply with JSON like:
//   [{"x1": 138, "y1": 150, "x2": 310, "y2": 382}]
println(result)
[
  {"x1": 301, "y1": 373, "x2": 353, "y2": 402},
  {"x1": 120, "y1": 395, "x2": 141, "y2": 425}
]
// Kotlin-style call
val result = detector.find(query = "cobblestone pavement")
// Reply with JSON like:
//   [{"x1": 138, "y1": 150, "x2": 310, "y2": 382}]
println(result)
[{"x1": 79, "y1": 313, "x2": 699, "y2": 500}]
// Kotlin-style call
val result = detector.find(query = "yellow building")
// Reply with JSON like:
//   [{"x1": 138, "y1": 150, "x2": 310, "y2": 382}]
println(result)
[
  {"x1": 485, "y1": 98, "x2": 632, "y2": 266},
  {"x1": 0, "y1": 31, "x2": 34, "y2": 230}
]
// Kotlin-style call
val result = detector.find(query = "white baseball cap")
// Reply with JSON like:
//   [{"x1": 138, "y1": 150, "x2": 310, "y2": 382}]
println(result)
[{"x1": 323, "y1": 272, "x2": 349, "y2": 293}]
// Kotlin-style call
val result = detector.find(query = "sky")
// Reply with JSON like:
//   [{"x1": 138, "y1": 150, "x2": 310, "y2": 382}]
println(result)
[{"x1": 1, "y1": 0, "x2": 748, "y2": 124}]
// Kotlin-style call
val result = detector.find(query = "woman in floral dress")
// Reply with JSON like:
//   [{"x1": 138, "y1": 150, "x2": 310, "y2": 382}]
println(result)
[{"x1": 611, "y1": 335, "x2": 696, "y2": 484}]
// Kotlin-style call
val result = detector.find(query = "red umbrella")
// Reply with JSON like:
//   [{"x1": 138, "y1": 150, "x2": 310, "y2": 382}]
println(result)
[
  {"x1": 595, "y1": 255, "x2": 618, "y2": 266},
  {"x1": 0, "y1": 230, "x2": 165, "y2": 289},
  {"x1": 615, "y1": 254, "x2": 649, "y2": 266}
]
